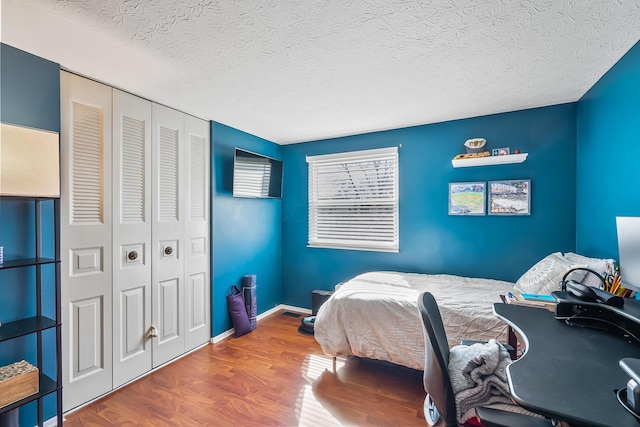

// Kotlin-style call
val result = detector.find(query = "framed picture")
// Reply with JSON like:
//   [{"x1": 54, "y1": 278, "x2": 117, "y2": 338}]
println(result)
[
  {"x1": 449, "y1": 182, "x2": 486, "y2": 215},
  {"x1": 492, "y1": 147, "x2": 510, "y2": 156},
  {"x1": 489, "y1": 179, "x2": 531, "y2": 215}
]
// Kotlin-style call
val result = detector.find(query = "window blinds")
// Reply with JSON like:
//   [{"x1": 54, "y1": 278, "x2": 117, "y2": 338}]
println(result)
[{"x1": 307, "y1": 147, "x2": 398, "y2": 252}]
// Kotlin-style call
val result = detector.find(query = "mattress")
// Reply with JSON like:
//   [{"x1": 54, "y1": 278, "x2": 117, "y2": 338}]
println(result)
[{"x1": 314, "y1": 271, "x2": 515, "y2": 371}]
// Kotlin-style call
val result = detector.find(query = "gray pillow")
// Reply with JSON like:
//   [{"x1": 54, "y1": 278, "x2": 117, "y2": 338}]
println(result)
[{"x1": 515, "y1": 252, "x2": 585, "y2": 295}]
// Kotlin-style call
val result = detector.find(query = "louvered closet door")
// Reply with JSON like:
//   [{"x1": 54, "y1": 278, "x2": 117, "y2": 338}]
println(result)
[
  {"x1": 184, "y1": 115, "x2": 211, "y2": 351},
  {"x1": 60, "y1": 72, "x2": 113, "y2": 411},
  {"x1": 151, "y1": 103, "x2": 185, "y2": 367},
  {"x1": 112, "y1": 90, "x2": 152, "y2": 387}
]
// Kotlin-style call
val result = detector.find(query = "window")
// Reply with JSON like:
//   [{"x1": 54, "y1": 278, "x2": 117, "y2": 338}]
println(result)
[{"x1": 307, "y1": 147, "x2": 399, "y2": 252}]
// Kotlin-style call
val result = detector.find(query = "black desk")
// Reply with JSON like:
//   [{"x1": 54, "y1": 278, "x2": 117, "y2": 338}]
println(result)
[{"x1": 494, "y1": 302, "x2": 640, "y2": 427}]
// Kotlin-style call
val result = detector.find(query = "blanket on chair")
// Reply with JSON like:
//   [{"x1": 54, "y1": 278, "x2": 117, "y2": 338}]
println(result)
[{"x1": 448, "y1": 339, "x2": 513, "y2": 424}]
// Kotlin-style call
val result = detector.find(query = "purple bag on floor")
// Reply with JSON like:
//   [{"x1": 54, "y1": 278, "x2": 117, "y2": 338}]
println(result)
[{"x1": 227, "y1": 285, "x2": 252, "y2": 337}]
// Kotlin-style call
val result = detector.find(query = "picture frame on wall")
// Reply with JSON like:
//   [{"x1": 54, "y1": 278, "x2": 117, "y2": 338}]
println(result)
[
  {"x1": 449, "y1": 182, "x2": 486, "y2": 215},
  {"x1": 489, "y1": 179, "x2": 531, "y2": 215}
]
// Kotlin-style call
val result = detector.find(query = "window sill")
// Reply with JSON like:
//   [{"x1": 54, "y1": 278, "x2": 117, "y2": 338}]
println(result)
[{"x1": 307, "y1": 243, "x2": 399, "y2": 253}]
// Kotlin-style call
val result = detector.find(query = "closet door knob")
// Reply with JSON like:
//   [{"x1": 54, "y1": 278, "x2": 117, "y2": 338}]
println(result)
[
  {"x1": 128, "y1": 251, "x2": 138, "y2": 261},
  {"x1": 148, "y1": 325, "x2": 158, "y2": 338},
  {"x1": 164, "y1": 246, "x2": 173, "y2": 256}
]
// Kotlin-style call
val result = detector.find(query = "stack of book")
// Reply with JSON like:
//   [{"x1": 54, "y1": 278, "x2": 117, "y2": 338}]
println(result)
[{"x1": 503, "y1": 292, "x2": 556, "y2": 312}]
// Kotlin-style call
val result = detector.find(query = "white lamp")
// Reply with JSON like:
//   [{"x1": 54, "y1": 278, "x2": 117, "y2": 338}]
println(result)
[{"x1": 0, "y1": 122, "x2": 60, "y2": 197}]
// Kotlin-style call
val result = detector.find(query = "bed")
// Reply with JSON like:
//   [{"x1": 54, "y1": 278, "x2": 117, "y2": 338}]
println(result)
[{"x1": 314, "y1": 271, "x2": 515, "y2": 371}]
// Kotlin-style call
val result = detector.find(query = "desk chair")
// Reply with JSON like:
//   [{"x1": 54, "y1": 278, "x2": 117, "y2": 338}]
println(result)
[{"x1": 418, "y1": 292, "x2": 553, "y2": 427}]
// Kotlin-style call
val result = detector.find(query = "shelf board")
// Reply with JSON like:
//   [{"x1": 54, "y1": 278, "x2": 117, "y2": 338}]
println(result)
[
  {"x1": 451, "y1": 153, "x2": 528, "y2": 168},
  {"x1": 0, "y1": 258, "x2": 59, "y2": 270},
  {"x1": 0, "y1": 374, "x2": 59, "y2": 415},
  {"x1": 0, "y1": 316, "x2": 57, "y2": 342}
]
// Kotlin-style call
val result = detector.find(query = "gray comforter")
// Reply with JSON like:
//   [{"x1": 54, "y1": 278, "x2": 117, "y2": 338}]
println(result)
[{"x1": 315, "y1": 271, "x2": 514, "y2": 370}]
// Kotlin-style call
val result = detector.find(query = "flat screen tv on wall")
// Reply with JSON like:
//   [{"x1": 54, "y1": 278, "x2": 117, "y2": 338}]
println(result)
[{"x1": 233, "y1": 148, "x2": 283, "y2": 198}]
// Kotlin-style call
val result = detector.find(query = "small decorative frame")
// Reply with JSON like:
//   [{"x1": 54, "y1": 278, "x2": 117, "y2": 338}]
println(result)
[
  {"x1": 449, "y1": 182, "x2": 486, "y2": 215},
  {"x1": 489, "y1": 179, "x2": 531, "y2": 215},
  {"x1": 492, "y1": 147, "x2": 510, "y2": 156}
]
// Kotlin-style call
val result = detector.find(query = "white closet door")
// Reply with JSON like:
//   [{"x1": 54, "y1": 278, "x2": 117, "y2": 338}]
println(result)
[
  {"x1": 60, "y1": 71, "x2": 113, "y2": 411},
  {"x1": 151, "y1": 103, "x2": 185, "y2": 367},
  {"x1": 112, "y1": 89, "x2": 152, "y2": 387},
  {"x1": 184, "y1": 115, "x2": 211, "y2": 351}
]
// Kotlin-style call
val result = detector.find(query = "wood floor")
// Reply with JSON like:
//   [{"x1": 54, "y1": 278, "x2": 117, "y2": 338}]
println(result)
[{"x1": 64, "y1": 310, "x2": 427, "y2": 426}]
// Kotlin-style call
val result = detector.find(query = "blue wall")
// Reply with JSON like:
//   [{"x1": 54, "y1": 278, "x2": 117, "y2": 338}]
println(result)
[
  {"x1": 0, "y1": 43, "x2": 61, "y2": 425},
  {"x1": 1, "y1": 44, "x2": 61, "y2": 132},
  {"x1": 281, "y1": 104, "x2": 578, "y2": 307},
  {"x1": 211, "y1": 123, "x2": 283, "y2": 335},
  {"x1": 576, "y1": 40, "x2": 640, "y2": 260}
]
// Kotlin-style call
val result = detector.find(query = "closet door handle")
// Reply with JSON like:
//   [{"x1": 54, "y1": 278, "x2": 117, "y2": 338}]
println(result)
[
  {"x1": 164, "y1": 246, "x2": 173, "y2": 256},
  {"x1": 148, "y1": 325, "x2": 158, "y2": 338},
  {"x1": 128, "y1": 250, "x2": 138, "y2": 261}
]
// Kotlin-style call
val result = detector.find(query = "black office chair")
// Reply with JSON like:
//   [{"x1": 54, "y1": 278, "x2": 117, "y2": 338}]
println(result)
[{"x1": 418, "y1": 292, "x2": 553, "y2": 427}]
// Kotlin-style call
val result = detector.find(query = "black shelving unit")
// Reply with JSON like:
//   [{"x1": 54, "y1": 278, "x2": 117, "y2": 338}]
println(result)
[{"x1": 0, "y1": 197, "x2": 62, "y2": 426}]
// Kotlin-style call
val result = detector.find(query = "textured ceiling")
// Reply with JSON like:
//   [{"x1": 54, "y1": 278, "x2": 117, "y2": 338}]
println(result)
[{"x1": 2, "y1": 0, "x2": 640, "y2": 144}]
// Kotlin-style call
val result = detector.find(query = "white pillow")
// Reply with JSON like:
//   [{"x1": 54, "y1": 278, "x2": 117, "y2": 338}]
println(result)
[
  {"x1": 515, "y1": 252, "x2": 586, "y2": 295},
  {"x1": 563, "y1": 252, "x2": 614, "y2": 287}
]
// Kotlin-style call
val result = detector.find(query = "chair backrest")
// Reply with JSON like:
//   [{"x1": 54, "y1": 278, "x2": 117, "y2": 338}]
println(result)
[{"x1": 419, "y1": 292, "x2": 457, "y2": 426}]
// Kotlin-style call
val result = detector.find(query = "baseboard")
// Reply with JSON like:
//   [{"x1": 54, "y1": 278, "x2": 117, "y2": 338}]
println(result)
[
  {"x1": 279, "y1": 304, "x2": 312, "y2": 316},
  {"x1": 211, "y1": 304, "x2": 311, "y2": 344},
  {"x1": 42, "y1": 417, "x2": 58, "y2": 427}
]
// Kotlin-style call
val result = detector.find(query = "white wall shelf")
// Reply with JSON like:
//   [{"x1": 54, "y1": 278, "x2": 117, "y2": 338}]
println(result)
[{"x1": 451, "y1": 153, "x2": 528, "y2": 168}]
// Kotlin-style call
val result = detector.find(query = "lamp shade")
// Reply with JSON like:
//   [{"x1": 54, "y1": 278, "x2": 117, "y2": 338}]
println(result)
[{"x1": 0, "y1": 122, "x2": 60, "y2": 197}]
